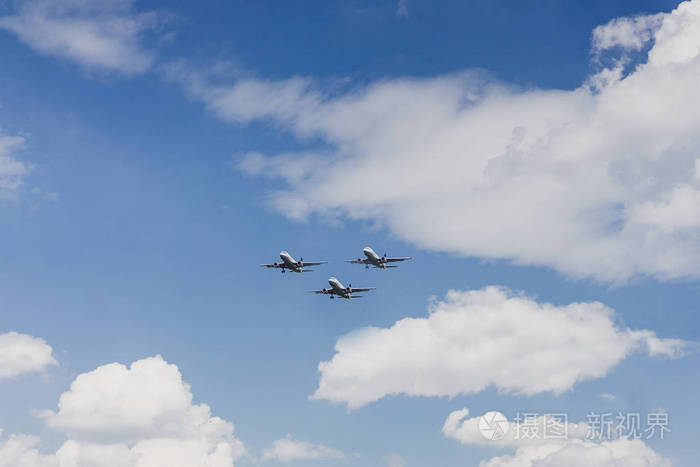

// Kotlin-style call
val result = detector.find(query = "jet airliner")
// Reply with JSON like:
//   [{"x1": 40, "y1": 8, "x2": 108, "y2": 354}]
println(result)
[
  {"x1": 345, "y1": 246, "x2": 412, "y2": 269},
  {"x1": 260, "y1": 251, "x2": 327, "y2": 273},
  {"x1": 310, "y1": 277, "x2": 375, "y2": 299}
]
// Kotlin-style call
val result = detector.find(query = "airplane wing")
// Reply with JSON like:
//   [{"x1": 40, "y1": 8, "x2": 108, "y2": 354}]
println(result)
[
  {"x1": 344, "y1": 259, "x2": 366, "y2": 264},
  {"x1": 309, "y1": 289, "x2": 330, "y2": 294},
  {"x1": 260, "y1": 263, "x2": 281, "y2": 268},
  {"x1": 349, "y1": 287, "x2": 375, "y2": 293},
  {"x1": 301, "y1": 261, "x2": 327, "y2": 267},
  {"x1": 384, "y1": 256, "x2": 412, "y2": 263}
]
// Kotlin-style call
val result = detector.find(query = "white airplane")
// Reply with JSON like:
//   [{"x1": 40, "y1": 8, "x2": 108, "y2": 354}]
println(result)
[
  {"x1": 345, "y1": 246, "x2": 412, "y2": 269},
  {"x1": 260, "y1": 251, "x2": 327, "y2": 273},
  {"x1": 310, "y1": 277, "x2": 375, "y2": 299}
]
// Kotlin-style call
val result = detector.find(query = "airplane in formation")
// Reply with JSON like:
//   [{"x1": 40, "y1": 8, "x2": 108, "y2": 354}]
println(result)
[
  {"x1": 310, "y1": 277, "x2": 375, "y2": 299},
  {"x1": 345, "y1": 246, "x2": 412, "y2": 269},
  {"x1": 260, "y1": 251, "x2": 327, "y2": 273},
  {"x1": 261, "y1": 246, "x2": 410, "y2": 298}
]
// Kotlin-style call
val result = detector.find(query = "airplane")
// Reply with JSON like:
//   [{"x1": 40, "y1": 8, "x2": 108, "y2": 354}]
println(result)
[
  {"x1": 260, "y1": 251, "x2": 327, "y2": 273},
  {"x1": 345, "y1": 246, "x2": 412, "y2": 269},
  {"x1": 310, "y1": 277, "x2": 375, "y2": 299}
]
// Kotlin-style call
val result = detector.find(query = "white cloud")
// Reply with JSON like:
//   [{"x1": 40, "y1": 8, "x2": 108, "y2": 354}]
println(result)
[
  {"x1": 0, "y1": 434, "x2": 57, "y2": 467},
  {"x1": 483, "y1": 440, "x2": 670, "y2": 467},
  {"x1": 311, "y1": 286, "x2": 687, "y2": 409},
  {"x1": 3, "y1": 355, "x2": 246, "y2": 467},
  {"x1": 0, "y1": 332, "x2": 57, "y2": 378},
  {"x1": 591, "y1": 13, "x2": 664, "y2": 54},
  {"x1": 0, "y1": 135, "x2": 30, "y2": 194},
  {"x1": 174, "y1": 0, "x2": 700, "y2": 282},
  {"x1": 261, "y1": 435, "x2": 344, "y2": 462},
  {"x1": 443, "y1": 409, "x2": 672, "y2": 467},
  {"x1": 0, "y1": 0, "x2": 164, "y2": 75},
  {"x1": 1, "y1": 354, "x2": 350, "y2": 467}
]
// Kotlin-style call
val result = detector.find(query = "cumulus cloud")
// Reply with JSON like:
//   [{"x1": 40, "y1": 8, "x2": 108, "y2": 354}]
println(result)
[
  {"x1": 172, "y1": 0, "x2": 700, "y2": 282},
  {"x1": 0, "y1": 135, "x2": 30, "y2": 194},
  {"x1": 311, "y1": 287, "x2": 687, "y2": 409},
  {"x1": 0, "y1": 332, "x2": 57, "y2": 378},
  {"x1": 442, "y1": 409, "x2": 672, "y2": 467},
  {"x1": 0, "y1": 0, "x2": 165, "y2": 75},
  {"x1": 261, "y1": 435, "x2": 344, "y2": 462},
  {"x1": 0, "y1": 434, "x2": 57, "y2": 467},
  {"x1": 4, "y1": 355, "x2": 246, "y2": 467}
]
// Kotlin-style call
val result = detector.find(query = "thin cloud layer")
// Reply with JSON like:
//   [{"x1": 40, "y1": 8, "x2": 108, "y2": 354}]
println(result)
[
  {"x1": 172, "y1": 0, "x2": 700, "y2": 282},
  {"x1": 0, "y1": 135, "x2": 30, "y2": 195},
  {"x1": 0, "y1": 0, "x2": 163, "y2": 75},
  {"x1": 2, "y1": 355, "x2": 246, "y2": 467},
  {"x1": 443, "y1": 409, "x2": 671, "y2": 467},
  {"x1": 0, "y1": 332, "x2": 57, "y2": 378},
  {"x1": 311, "y1": 287, "x2": 686, "y2": 409},
  {"x1": 261, "y1": 436, "x2": 344, "y2": 462},
  {"x1": 386, "y1": 452, "x2": 406, "y2": 467}
]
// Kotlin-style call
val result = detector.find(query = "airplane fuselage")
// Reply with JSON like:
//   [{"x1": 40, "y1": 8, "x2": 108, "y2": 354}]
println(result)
[
  {"x1": 326, "y1": 277, "x2": 350, "y2": 298},
  {"x1": 278, "y1": 251, "x2": 303, "y2": 272},
  {"x1": 262, "y1": 251, "x2": 325, "y2": 273},
  {"x1": 363, "y1": 247, "x2": 387, "y2": 268},
  {"x1": 311, "y1": 276, "x2": 373, "y2": 299}
]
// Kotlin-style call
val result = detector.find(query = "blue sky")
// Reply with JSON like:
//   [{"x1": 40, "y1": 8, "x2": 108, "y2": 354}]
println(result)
[{"x1": 0, "y1": 1, "x2": 699, "y2": 466}]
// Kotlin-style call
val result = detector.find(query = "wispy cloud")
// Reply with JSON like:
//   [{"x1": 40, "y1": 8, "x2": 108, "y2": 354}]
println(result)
[
  {"x1": 396, "y1": 0, "x2": 409, "y2": 18},
  {"x1": 169, "y1": 0, "x2": 700, "y2": 283},
  {"x1": 0, "y1": 134, "x2": 31, "y2": 195},
  {"x1": 261, "y1": 436, "x2": 344, "y2": 462},
  {"x1": 0, "y1": 0, "x2": 167, "y2": 76}
]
